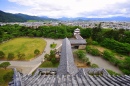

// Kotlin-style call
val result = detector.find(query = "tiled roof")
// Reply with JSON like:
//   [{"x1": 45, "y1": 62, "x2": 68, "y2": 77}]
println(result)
[
  {"x1": 74, "y1": 34, "x2": 83, "y2": 39},
  {"x1": 69, "y1": 39, "x2": 86, "y2": 45},
  {"x1": 57, "y1": 38, "x2": 78, "y2": 76},
  {"x1": 9, "y1": 38, "x2": 130, "y2": 86}
]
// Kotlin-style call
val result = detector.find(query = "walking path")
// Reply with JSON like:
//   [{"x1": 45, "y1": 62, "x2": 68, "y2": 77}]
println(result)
[
  {"x1": 86, "y1": 53, "x2": 123, "y2": 74},
  {"x1": 0, "y1": 38, "x2": 62, "y2": 74}
]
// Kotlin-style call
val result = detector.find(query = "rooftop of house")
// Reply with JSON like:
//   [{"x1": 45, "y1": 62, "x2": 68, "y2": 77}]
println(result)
[
  {"x1": 74, "y1": 34, "x2": 83, "y2": 40},
  {"x1": 69, "y1": 39, "x2": 86, "y2": 45}
]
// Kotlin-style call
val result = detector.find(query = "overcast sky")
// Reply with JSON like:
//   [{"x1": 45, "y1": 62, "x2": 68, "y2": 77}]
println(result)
[{"x1": 0, "y1": 0, "x2": 130, "y2": 18}]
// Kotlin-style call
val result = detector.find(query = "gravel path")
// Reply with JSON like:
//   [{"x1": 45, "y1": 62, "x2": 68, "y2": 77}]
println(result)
[
  {"x1": 0, "y1": 38, "x2": 62, "y2": 74},
  {"x1": 87, "y1": 53, "x2": 123, "y2": 74}
]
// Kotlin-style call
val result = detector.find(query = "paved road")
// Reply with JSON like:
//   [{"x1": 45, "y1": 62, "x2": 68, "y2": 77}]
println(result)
[
  {"x1": 87, "y1": 53, "x2": 123, "y2": 74},
  {"x1": 0, "y1": 38, "x2": 62, "y2": 74}
]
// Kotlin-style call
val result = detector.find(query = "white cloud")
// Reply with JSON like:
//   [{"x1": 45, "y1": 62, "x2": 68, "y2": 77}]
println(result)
[{"x1": 7, "y1": 0, "x2": 130, "y2": 18}]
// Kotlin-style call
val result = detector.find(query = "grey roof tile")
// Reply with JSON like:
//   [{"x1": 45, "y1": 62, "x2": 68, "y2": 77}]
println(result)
[
  {"x1": 57, "y1": 38, "x2": 78, "y2": 76},
  {"x1": 69, "y1": 39, "x2": 86, "y2": 45},
  {"x1": 75, "y1": 34, "x2": 83, "y2": 40}
]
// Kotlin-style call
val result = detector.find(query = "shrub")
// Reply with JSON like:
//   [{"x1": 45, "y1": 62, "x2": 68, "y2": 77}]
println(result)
[
  {"x1": 34, "y1": 49, "x2": 40, "y2": 55},
  {"x1": 124, "y1": 57, "x2": 130, "y2": 69},
  {"x1": 86, "y1": 46, "x2": 91, "y2": 53},
  {"x1": 91, "y1": 64, "x2": 99, "y2": 68},
  {"x1": 86, "y1": 37, "x2": 93, "y2": 45},
  {"x1": 103, "y1": 50, "x2": 114, "y2": 60},
  {"x1": 109, "y1": 57, "x2": 120, "y2": 66},
  {"x1": 44, "y1": 54, "x2": 50, "y2": 61},
  {"x1": 50, "y1": 50, "x2": 56, "y2": 58},
  {"x1": 17, "y1": 52, "x2": 25, "y2": 60},
  {"x1": 0, "y1": 51, "x2": 5, "y2": 59},
  {"x1": 90, "y1": 48, "x2": 100, "y2": 56},
  {"x1": 50, "y1": 42, "x2": 57, "y2": 49},
  {"x1": 92, "y1": 41, "x2": 98, "y2": 45},
  {"x1": 121, "y1": 69, "x2": 130, "y2": 75},
  {"x1": 87, "y1": 61, "x2": 91, "y2": 66},
  {"x1": 82, "y1": 57, "x2": 89, "y2": 63},
  {"x1": 8, "y1": 53, "x2": 14, "y2": 60},
  {"x1": 74, "y1": 50, "x2": 86, "y2": 59},
  {"x1": 107, "y1": 69, "x2": 120, "y2": 76},
  {"x1": 101, "y1": 38, "x2": 130, "y2": 55},
  {"x1": 51, "y1": 57, "x2": 57, "y2": 64}
]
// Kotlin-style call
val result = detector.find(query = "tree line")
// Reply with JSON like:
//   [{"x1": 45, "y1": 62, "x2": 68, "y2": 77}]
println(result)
[
  {"x1": 81, "y1": 24, "x2": 130, "y2": 56},
  {"x1": 0, "y1": 24, "x2": 79, "y2": 42}
]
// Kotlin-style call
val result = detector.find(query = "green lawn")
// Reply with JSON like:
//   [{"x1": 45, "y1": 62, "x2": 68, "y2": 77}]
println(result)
[
  {"x1": 39, "y1": 61, "x2": 59, "y2": 68},
  {"x1": 0, "y1": 68, "x2": 13, "y2": 86},
  {"x1": 0, "y1": 37, "x2": 46, "y2": 60}
]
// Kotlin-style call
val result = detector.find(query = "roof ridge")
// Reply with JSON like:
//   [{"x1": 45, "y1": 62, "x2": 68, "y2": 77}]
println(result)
[{"x1": 57, "y1": 38, "x2": 78, "y2": 76}]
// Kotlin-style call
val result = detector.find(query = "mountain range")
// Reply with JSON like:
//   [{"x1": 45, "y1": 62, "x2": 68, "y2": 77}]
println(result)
[
  {"x1": 0, "y1": 10, "x2": 56, "y2": 22},
  {"x1": 58, "y1": 17, "x2": 130, "y2": 21},
  {"x1": 0, "y1": 10, "x2": 130, "y2": 22}
]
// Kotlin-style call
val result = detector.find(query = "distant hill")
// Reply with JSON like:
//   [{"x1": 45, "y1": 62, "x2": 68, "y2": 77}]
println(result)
[
  {"x1": 0, "y1": 10, "x2": 26, "y2": 22},
  {"x1": 40, "y1": 16, "x2": 58, "y2": 21},
  {"x1": 58, "y1": 17, "x2": 130, "y2": 21},
  {"x1": 0, "y1": 10, "x2": 56, "y2": 22},
  {"x1": 1, "y1": 10, "x2": 130, "y2": 22}
]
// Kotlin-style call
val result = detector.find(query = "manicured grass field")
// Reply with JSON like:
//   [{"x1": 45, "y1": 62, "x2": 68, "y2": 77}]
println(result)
[
  {"x1": 0, "y1": 37, "x2": 46, "y2": 60},
  {"x1": 0, "y1": 68, "x2": 13, "y2": 86}
]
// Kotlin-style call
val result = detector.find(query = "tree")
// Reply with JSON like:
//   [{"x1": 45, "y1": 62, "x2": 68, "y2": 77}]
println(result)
[
  {"x1": 81, "y1": 28, "x2": 92, "y2": 38},
  {"x1": 92, "y1": 23, "x2": 102, "y2": 41},
  {"x1": 34, "y1": 49, "x2": 40, "y2": 55},
  {"x1": 8, "y1": 53, "x2": 14, "y2": 60},
  {"x1": 0, "y1": 62, "x2": 10, "y2": 70},
  {"x1": 44, "y1": 49, "x2": 58, "y2": 64},
  {"x1": 0, "y1": 51, "x2": 5, "y2": 59}
]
